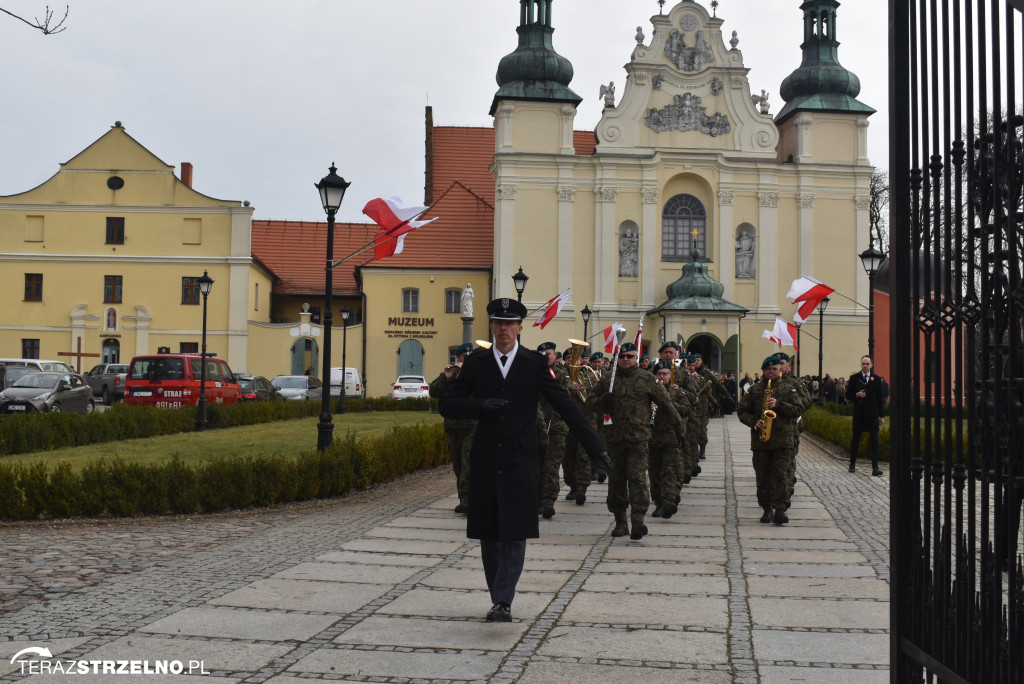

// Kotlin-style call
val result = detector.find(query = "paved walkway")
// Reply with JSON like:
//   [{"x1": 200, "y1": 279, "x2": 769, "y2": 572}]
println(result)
[{"x1": 0, "y1": 415, "x2": 890, "y2": 683}]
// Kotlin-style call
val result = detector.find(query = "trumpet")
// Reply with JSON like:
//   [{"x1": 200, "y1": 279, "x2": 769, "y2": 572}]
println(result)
[
  {"x1": 567, "y1": 338, "x2": 600, "y2": 402},
  {"x1": 759, "y1": 378, "x2": 776, "y2": 442}
]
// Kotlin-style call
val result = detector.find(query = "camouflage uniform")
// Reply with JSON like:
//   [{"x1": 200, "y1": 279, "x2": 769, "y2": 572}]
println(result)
[
  {"x1": 648, "y1": 381, "x2": 690, "y2": 512},
  {"x1": 675, "y1": 369, "x2": 702, "y2": 479},
  {"x1": 696, "y1": 365, "x2": 729, "y2": 458},
  {"x1": 537, "y1": 364, "x2": 571, "y2": 508},
  {"x1": 564, "y1": 365, "x2": 604, "y2": 501},
  {"x1": 429, "y1": 370, "x2": 476, "y2": 509},
  {"x1": 777, "y1": 372, "x2": 811, "y2": 496},
  {"x1": 737, "y1": 376, "x2": 811, "y2": 515},
  {"x1": 588, "y1": 365, "x2": 683, "y2": 527}
]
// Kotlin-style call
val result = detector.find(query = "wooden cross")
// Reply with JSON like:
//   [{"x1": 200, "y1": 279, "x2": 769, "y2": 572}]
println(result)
[{"x1": 59, "y1": 337, "x2": 100, "y2": 373}]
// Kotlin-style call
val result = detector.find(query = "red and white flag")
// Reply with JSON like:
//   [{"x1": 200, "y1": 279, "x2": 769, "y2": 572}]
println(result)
[
  {"x1": 602, "y1": 322, "x2": 626, "y2": 353},
  {"x1": 362, "y1": 197, "x2": 438, "y2": 259},
  {"x1": 634, "y1": 319, "x2": 644, "y2": 354},
  {"x1": 762, "y1": 316, "x2": 799, "y2": 350},
  {"x1": 532, "y1": 289, "x2": 571, "y2": 329},
  {"x1": 787, "y1": 276, "x2": 835, "y2": 324}
]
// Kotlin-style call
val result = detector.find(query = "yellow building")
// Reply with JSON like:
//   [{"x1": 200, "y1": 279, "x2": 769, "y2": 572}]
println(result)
[{"x1": 0, "y1": 122, "x2": 260, "y2": 373}]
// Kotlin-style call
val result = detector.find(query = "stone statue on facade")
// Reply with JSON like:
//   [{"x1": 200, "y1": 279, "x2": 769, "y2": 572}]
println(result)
[
  {"x1": 645, "y1": 92, "x2": 731, "y2": 137},
  {"x1": 619, "y1": 229, "x2": 639, "y2": 277},
  {"x1": 736, "y1": 231, "x2": 756, "y2": 279},
  {"x1": 600, "y1": 81, "x2": 616, "y2": 108},
  {"x1": 751, "y1": 89, "x2": 771, "y2": 114},
  {"x1": 665, "y1": 29, "x2": 715, "y2": 72},
  {"x1": 461, "y1": 283, "x2": 474, "y2": 317},
  {"x1": 635, "y1": 26, "x2": 645, "y2": 45}
]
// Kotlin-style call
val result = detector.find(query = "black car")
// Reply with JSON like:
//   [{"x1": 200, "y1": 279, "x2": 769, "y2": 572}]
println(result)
[
  {"x1": 237, "y1": 375, "x2": 283, "y2": 402},
  {"x1": 0, "y1": 372, "x2": 95, "y2": 414}
]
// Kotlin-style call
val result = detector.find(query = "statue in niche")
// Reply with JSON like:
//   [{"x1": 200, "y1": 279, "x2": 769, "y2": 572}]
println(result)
[
  {"x1": 106, "y1": 308, "x2": 117, "y2": 331},
  {"x1": 600, "y1": 81, "x2": 616, "y2": 108},
  {"x1": 619, "y1": 229, "x2": 639, "y2": 277},
  {"x1": 461, "y1": 283, "x2": 474, "y2": 317},
  {"x1": 735, "y1": 230, "x2": 756, "y2": 279}
]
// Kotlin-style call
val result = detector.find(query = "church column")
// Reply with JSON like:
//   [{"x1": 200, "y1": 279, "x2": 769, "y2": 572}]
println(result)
[
  {"x1": 557, "y1": 184, "x2": 575, "y2": 295},
  {"x1": 495, "y1": 183, "x2": 517, "y2": 297},
  {"x1": 757, "y1": 191, "x2": 780, "y2": 312},
  {"x1": 857, "y1": 119, "x2": 870, "y2": 165},
  {"x1": 794, "y1": 114, "x2": 813, "y2": 163},
  {"x1": 798, "y1": 189, "x2": 815, "y2": 276},
  {"x1": 560, "y1": 104, "x2": 576, "y2": 155},
  {"x1": 640, "y1": 185, "x2": 658, "y2": 306},
  {"x1": 717, "y1": 189, "x2": 735, "y2": 301},
  {"x1": 594, "y1": 185, "x2": 618, "y2": 308}
]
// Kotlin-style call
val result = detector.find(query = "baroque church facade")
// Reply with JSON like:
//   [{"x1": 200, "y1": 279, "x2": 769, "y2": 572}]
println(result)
[{"x1": 489, "y1": 0, "x2": 875, "y2": 373}]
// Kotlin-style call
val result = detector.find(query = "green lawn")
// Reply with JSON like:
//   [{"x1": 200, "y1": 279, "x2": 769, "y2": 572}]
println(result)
[{"x1": 2, "y1": 412, "x2": 443, "y2": 470}]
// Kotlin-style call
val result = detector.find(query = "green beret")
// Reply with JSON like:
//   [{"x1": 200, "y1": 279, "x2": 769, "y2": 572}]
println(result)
[
  {"x1": 658, "y1": 341, "x2": 680, "y2": 353},
  {"x1": 653, "y1": 362, "x2": 673, "y2": 373},
  {"x1": 619, "y1": 342, "x2": 638, "y2": 354},
  {"x1": 536, "y1": 341, "x2": 557, "y2": 352},
  {"x1": 762, "y1": 355, "x2": 782, "y2": 369},
  {"x1": 639, "y1": 354, "x2": 649, "y2": 361},
  {"x1": 692, "y1": 352, "x2": 703, "y2": 359},
  {"x1": 589, "y1": 352, "x2": 604, "y2": 360},
  {"x1": 563, "y1": 348, "x2": 573, "y2": 359},
  {"x1": 555, "y1": 351, "x2": 562, "y2": 359},
  {"x1": 775, "y1": 352, "x2": 791, "y2": 362},
  {"x1": 454, "y1": 343, "x2": 473, "y2": 356}
]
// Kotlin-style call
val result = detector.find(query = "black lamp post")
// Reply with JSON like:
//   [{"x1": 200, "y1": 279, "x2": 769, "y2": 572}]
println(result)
[
  {"x1": 859, "y1": 244, "x2": 885, "y2": 360},
  {"x1": 817, "y1": 297, "x2": 830, "y2": 404},
  {"x1": 339, "y1": 306, "x2": 352, "y2": 415},
  {"x1": 315, "y1": 163, "x2": 351, "y2": 451},
  {"x1": 196, "y1": 270, "x2": 214, "y2": 431},
  {"x1": 512, "y1": 266, "x2": 529, "y2": 303},
  {"x1": 581, "y1": 304, "x2": 592, "y2": 344}
]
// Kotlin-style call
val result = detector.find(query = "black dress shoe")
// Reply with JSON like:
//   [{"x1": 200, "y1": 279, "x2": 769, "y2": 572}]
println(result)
[
  {"x1": 542, "y1": 504, "x2": 555, "y2": 519},
  {"x1": 611, "y1": 520, "x2": 629, "y2": 537},
  {"x1": 872, "y1": 468, "x2": 883, "y2": 476},
  {"x1": 486, "y1": 603, "x2": 512, "y2": 622},
  {"x1": 760, "y1": 509, "x2": 772, "y2": 523},
  {"x1": 575, "y1": 492, "x2": 586, "y2": 505},
  {"x1": 772, "y1": 509, "x2": 789, "y2": 525},
  {"x1": 652, "y1": 506, "x2": 664, "y2": 518},
  {"x1": 630, "y1": 521, "x2": 648, "y2": 540},
  {"x1": 848, "y1": 464, "x2": 856, "y2": 473}
]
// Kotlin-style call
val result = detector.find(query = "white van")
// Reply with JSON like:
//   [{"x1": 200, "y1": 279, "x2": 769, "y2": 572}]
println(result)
[
  {"x1": 330, "y1": 367, "x2": 364, "y2": 399},
  {"x1": 0, "y1": 358, "x2": 75, "y2": 373}
]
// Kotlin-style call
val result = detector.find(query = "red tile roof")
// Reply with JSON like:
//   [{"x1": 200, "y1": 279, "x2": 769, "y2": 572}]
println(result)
[{"x1": 252, "y1": 122, "x2": 596, "y2": 295}]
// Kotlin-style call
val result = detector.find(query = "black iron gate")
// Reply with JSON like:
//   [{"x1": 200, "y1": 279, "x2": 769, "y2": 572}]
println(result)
[{"x1": 890, "y1": 1, "x2": 1024, "y2": 682}]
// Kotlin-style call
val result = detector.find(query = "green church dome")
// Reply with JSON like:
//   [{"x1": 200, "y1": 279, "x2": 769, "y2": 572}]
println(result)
[
  {"x1": 666, "y1": 250, "x2": 726, "y2": 300},
  {"x1": 490, "y1": 0, "x2": 582, "y2": 115}
]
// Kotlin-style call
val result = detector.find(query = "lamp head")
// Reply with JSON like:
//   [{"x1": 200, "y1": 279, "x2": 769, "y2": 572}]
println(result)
[
  {"x1": 580, "y1": 304, "x2": 592, "y2": 324},
  {"x1": 198, "y1": 270, "x2": 214, "y2": 296},
  {"x1": 511, "y1": 266, "x2": 529, "y2": 296},
  {"x1": 315, "y1": 163, "x2": 351, "y2": 214}
]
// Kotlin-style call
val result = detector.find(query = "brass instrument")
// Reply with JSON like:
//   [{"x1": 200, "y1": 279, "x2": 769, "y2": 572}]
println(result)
[
  {"x1": 567, "y1": 339, "x2": 601, "y2": 401},
  {"x1": 759, "y1": 378, "x2": 777, "y2": 442}
]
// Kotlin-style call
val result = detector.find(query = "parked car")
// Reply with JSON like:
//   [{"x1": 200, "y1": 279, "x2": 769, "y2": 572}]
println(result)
[
  {"x1": 236, "y1": 375, "x2": 283, "y2": 402},
  {"x1": 330, "y1": 367, "x2": 365, "y2": 399},
  {"x1": 0, "y1": 365, "x2": 36, "y2": 390},
  {"x1": 125, "y1": 354, "x2": 241, "y2": 408},
  {"x1": 271, "y1": 375, "x2": 322, "y2": 401},
  {"x1": 0, "y1": 358, "x2": 75, "y2": 373},
  {"x1": 391, "y1": 375, "x2": 430, "y2": 399},
  {"x1": 0, "y1": 372, "x2": 95, "y2": 414},
  {"x1": 84, "y1": 363, "x2": 129, "y2": 404}
]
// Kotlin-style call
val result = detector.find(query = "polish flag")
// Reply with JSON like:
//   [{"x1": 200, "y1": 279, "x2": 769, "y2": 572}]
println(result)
[
  {"x1": 787, "y1": 276, "x2": 835, "y2": 324},
  {"x1": 532, "y1": 289, "x2": 571, "y2": 329},
  {"x1": 770, "y1": 317, "x2": 799, "y2": 350},
  {"x1": 602, "y1": 322, "x2": 626, "y2": 353},
  {"x1": 362, "y1": 197, "x2": 438, "y2": 259},
  {"x1": 634, "y1": 319, "x2": 644, "y2": 354}
]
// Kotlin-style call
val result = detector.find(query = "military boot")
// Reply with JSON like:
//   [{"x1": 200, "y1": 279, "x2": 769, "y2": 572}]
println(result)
[
  {"x1": 629, "y1": 520, "x2": 648, "y2": 540},
  {"x1": 542, "y1": 504, "x2": 555, "y2": 519},
  {"x1": 652, "y1": 506, "x2": 664, "y2": 518},
  {"x1": 772, "y1": 508, "x2": 789, "y2": 525},
  {"x1": 565, "y1": 489, "x2": 579, "y2": 501},
  {"x1": 661, "y1": 502, "x2": 678, "y2": 519},
  {"x1": 611, "y1": 515, "x2": 629, "y2": 537},
  {"x1": 575, "y1": 491, "x2": 586, "y2": 505},
  {"x1": 759, "y1": 508, "x2": 772, "y2": 523}
]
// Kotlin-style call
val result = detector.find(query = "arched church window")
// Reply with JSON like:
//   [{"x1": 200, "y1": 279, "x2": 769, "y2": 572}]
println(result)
[{"x1": 661, "y1": 194, "x2": 708, "y2": 262}]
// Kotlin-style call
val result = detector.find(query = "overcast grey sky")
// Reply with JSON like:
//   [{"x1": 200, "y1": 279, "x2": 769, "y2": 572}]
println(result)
[{"x1": 1, "y1": 0, "x2": 887, "y2": 224}]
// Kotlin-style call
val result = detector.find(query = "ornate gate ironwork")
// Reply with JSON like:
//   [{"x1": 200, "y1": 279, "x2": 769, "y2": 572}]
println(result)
[{"x1": 890, "y1": 1, "x2": 1023, "y2": 681}]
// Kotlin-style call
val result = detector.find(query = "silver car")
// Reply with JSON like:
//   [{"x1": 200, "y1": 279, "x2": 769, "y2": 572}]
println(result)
[
  {"x1": 270, "y1": 375, "x2": 323, "y2": 401},
  {"x1": 0, "y1": 372, "x2": 95, "y2": 414}
]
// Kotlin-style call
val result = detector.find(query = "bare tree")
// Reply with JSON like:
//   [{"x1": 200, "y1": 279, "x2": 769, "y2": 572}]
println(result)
[
  {"x1": 0, "y1": 4, "x2": 68, "y2": 35},
  {"x1": 869, "y1": 169, "x2": 889, "y2": 251}
]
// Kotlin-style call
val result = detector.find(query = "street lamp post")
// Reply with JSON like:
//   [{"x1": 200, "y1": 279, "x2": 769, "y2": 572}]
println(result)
[
  {"x1": 339, "y1": 306, "x2": 352, "y2": 415},
  {"x1": 817, "y1": 297, "x2": 830, "y2": 404},
  {"x1": 581, "y1": 304, "x2": 592, "y2": 345},
  {"x1": 859, "y1": 245, "x2": 886, "y2": 360},
  {"x1": 512, "y1": 267, "x2": 529, "y2": 303},
  {"x1": 196, "y1": 270, "x2": 214, "y2": 431},
  {"x1": 315, "y1": 164, "x2": 351, "y2": 451}
]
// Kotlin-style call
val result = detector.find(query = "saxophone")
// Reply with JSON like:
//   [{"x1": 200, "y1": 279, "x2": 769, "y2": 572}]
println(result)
[{"x1": 759, "y1": 378, "x2": 777, "y2": 442}]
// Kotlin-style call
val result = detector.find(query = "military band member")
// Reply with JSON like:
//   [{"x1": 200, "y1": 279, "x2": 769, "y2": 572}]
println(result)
[
  {"x1": 588, "y1": 342, "x2": 684, "y2": 540},
  {"x1": 638, "y1": 354, "x2": 652, "y2": 371},
  {"x1": 737, "y1": 356, "x2": 811, "y2": 525},
  {"x1": 775, "y1": 352, "x2": 811, "y2": 496},
  {"x1": 649, "y1": 362, "x2": 691, "y2": 519},
  {"x1": 536, "y1": 341, "x2": 571, "y2": 519},
  {"x1": 429, "y1": 341, "x2": 476, "y2": 513}
]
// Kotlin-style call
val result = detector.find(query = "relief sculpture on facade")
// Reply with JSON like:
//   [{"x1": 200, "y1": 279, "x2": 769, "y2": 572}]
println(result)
[
  {"x1": 665, "y1": 29, "x2": 714, "y2": 72},
  {"x1": 645, "y1": 92, "x2": 731, "y2": 137}
]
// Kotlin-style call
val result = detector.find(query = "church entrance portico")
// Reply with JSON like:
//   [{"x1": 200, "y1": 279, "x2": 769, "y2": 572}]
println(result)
[{"x1": 685, "y1": 334, "x2": 722, "y2": 372}]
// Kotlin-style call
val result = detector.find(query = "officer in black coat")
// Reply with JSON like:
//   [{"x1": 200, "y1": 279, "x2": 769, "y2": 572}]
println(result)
[
  {"x1": 846, "y1": 354, "x2": 887, "y2": 475},
  {"x1": 440, "y1": 297, "x2": 608, "y2": 623}
]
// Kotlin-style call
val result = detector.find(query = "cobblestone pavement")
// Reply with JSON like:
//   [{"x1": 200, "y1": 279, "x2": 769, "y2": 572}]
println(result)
[{"x1": 0, "y1": 416, "x2": 890, "y2": 683}]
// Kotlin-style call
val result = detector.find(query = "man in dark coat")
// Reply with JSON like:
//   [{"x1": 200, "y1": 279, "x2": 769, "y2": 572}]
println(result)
[
  {"x1": 439, "y1": 297, "x2": 608, "y2": 623},
  {"x1": 846, "y1": 355, "x2": 887, "y2": 476}
]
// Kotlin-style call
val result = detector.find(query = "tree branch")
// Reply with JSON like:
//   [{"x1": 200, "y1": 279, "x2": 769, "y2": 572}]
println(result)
[{"x1": 0, "y1": 4, "x2": 69, "y2": 35}]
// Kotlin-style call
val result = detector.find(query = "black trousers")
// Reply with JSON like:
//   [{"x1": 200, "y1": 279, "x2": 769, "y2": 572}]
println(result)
[
  {"x1": 850, "y1": 423, "x2": 880, "y2": 469},
  {"x1": 480, "y1": 539, "x2": 526, "y2": 606}
]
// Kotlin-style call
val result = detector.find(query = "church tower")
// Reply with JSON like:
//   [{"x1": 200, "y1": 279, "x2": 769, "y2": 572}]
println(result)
[{"x1": 776, "y1": 0, "x2": 875, "y2": 164}]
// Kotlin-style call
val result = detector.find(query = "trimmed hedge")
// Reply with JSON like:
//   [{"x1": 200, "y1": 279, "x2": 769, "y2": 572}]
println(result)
[
  {"x1": 0, "y1": 397, "x2": 438, "y2": 457},
  {"x1": 802, "y1": 406, "x2": 890, "y2": 462},
  {"x1": 0, "y1": 421, "x2": 447, "y2": 520}
]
